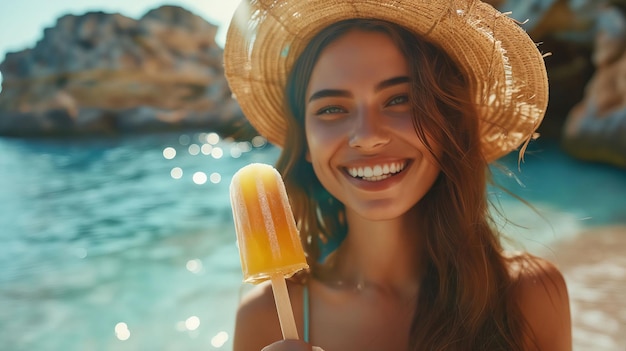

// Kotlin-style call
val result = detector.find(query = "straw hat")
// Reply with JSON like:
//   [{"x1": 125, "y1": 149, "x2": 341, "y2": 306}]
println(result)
[{"x1": 224, "y1": 0, "x2": 549, "y2": 161}]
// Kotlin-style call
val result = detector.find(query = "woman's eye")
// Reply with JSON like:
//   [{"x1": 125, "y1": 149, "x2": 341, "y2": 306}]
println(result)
[
  {"x1": 387, "y1": 95, "x2": 408, "y2": 106},
  {"x1": 316, "y1": 106, "x2": 345, "y2": 115}
]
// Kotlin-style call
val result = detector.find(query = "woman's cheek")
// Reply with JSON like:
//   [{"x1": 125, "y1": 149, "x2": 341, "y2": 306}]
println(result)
[{"x1": 305, "y1": 119, "x2": 344, "y2": 155}]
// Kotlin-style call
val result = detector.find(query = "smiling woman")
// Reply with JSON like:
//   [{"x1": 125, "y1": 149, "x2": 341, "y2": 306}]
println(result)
[{"x1": 224, "y1": 1, "x2": 571, "y2": 351}]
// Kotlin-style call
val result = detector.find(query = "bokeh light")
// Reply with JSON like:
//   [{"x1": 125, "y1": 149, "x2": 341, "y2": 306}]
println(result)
[
  {"x1": 206, "y1": 132, "x2": 220, "y2": 145},
  {"x1": 115, "y1": 322, "x2": 130, "y2": 341},
  {"x1": 166, "y1": 134, "x2": 269, "y2": 185},
  {"x1": 170, "y1": 167, "x2": 183, "y2": 179},
  {"x1": 188, "y1": 144, "x2": 200, "y2": 155},
  {"x1": 179, "y1": 134, "x2": 191, "y2": 145},
  {"x1": 192, "y1": 172, "x2": 207, "y2": 185},
  {"x1": 163, "y1": 147, "x2": 176, "y2": 159},
  {"x1": 186, "y1": 259, "x2": 203, "y2": 274},
  {"x1": 201, "y1": 144, "x2": 213, "y2": 155},
  {"x1": 238, "y1": 141, "x2": 252, "y2": 152},
  {"x1": 185, "y1": 316, "x2": 200, "y2": 331},
  {"x1": 211, "y1": 147, "x2": 224, "y2": 159},
  {"x1": 230, "y1": 147, "x2": 242, "y2": 158},
  {"x1": 209, "y1": 173, "x2": 222, "y2": 184},
  {"x1": 196, "y1": 132, "x2": 207, "y2": 143},
  {"x1": 211, "y1": 331, "x2": 229, "y2": 348},
  {"x1": 251, "y1": 136, "x2": 267, "y2": 148}
]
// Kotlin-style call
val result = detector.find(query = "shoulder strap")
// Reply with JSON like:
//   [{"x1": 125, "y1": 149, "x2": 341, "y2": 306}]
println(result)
[{"x1": 303, "y1": 283, "x2": 310, "y2": 343}]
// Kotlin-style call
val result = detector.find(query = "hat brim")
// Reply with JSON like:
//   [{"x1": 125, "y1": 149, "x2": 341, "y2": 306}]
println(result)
[{"x1": 224, "y1": 0, "x2": 548, "y2": 162}]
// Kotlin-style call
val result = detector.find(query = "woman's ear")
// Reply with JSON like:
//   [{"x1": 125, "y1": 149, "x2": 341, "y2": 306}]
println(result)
[{"x1": 305, "y1": 149, "x2": 312, "y2": 162}]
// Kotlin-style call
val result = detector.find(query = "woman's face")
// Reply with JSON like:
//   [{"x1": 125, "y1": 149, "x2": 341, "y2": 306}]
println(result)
[{"x1": 304, "y1": 30, "x2": 441, "y2": 221}]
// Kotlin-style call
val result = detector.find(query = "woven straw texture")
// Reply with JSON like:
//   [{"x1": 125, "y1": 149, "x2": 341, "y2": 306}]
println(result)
[{"x1": 224, "y1": 0, "x2": 549, "y2": 161}]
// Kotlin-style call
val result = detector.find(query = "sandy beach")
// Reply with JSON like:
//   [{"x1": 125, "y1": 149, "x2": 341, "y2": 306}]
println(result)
[{"x1": 538, "y1": 225, "x2": 626, "y2": 351}]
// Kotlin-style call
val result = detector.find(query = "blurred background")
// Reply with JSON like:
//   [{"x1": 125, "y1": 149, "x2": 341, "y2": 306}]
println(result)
[{"x1": 0, "y1": 0, "x2": 624, "y2": 350}]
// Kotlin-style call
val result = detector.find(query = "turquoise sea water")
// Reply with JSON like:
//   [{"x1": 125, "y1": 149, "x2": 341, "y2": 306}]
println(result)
[{"x1": 0, "y1": 132, "x2": 624, "y2": 351}]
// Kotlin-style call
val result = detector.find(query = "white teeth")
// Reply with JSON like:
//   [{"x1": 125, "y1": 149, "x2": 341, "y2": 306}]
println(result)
[
  {"x1": 364, "y1": 167, "x2": 373, "y2": 177},
  {"x1": 347, "y1": 162, "x2": 406, "y2": 181},
  {"x1": 373, "y1": 165, "x2": 382, "y2": 177}
]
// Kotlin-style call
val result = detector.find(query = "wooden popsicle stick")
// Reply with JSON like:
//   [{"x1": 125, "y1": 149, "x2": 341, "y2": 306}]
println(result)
[{"x1": 270, "y1": 274, "x2": 299, "y2": 340}]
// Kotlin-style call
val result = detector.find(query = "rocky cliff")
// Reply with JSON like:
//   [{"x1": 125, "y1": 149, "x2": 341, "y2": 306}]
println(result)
[
  {"x1": 561, "y1": 4, "x2": 626, "y2": 168},
  {"x1": 0, "y1": 5, "x2": 252, "y2": 138},
  {"x1": 499, "y1": 0, "x2": 626, "y2": 168}
]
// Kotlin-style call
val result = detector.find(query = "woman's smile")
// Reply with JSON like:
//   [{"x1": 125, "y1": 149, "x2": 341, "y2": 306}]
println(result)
[
  {"x1": 339, "y1": 158, "x2": 414, "y2": 194},
  {"x1": 345, "y1": 160, "x2": 408, "y2": 181}
]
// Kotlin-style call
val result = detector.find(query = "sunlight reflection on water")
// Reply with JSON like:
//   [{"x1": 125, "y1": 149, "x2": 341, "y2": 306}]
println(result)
[
  {"x1": 163, "y1": 132, "x2": 267, "y2": 187},
  {"x1": 0, "y1": 131, "x2": 279, "y2": 351}
]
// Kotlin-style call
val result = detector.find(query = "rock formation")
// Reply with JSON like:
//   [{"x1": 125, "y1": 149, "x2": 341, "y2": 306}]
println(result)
[
  {"x1": 562, "y1": 4, "x2": 626, "y2": 167},
  {"x1": 498, "y1": 0, "x2": 626, "y2": 167},
  {"x1": 0, "y1": 5, "x2": 252, "y2": 138}
]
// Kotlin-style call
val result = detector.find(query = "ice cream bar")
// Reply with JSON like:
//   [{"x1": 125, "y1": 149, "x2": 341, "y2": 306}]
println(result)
[
  {"x1": 230, "y1": 163, "x2": 308, "y2": 340},
  {"x1": 229, "y1": 163, "x2": 309, "y2": 284}
]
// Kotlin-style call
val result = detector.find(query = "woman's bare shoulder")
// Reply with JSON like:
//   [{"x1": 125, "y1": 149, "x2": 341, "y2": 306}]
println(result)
[
  {"x1": 233, "y1": 281, "x2": 281, "y2": 350},
  {"x1": 233, "y1": 281, "x2": 305, "y2": 351},
  {"x1": 506, "y1": 252, "x2": 572, "y2": 350}
]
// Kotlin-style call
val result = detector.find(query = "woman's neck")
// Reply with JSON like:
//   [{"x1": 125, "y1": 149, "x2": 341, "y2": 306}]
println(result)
[{"x1": 324, "y1": 206, "x2": 424, "y2": 298}]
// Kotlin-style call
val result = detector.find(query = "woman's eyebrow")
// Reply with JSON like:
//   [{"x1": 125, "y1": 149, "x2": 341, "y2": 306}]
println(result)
[
  {"x1": 308, "y1": 89, "x2": 352, "y2": 102},
  {"x1": 375, "y1": 76, "x2": 410, "y2": 91},
  {"x1": 308, "y1": 76, "x2": 410, "y2": 103}
]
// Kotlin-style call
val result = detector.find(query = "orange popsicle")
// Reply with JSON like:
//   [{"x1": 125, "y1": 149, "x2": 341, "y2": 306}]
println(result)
[
  {"x1": 229, "y1": 163, "x2": 308, "y2": 340},
  {"x1": 230, "y1": 163, "x2": 309, "y2": 283}
]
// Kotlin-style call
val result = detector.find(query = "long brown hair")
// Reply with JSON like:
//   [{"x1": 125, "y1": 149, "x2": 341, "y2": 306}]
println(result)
[{"x1": 276, "y1": 19, "x2": 533, "y2": 350}]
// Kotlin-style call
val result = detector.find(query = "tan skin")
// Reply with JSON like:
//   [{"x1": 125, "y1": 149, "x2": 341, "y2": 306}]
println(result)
[{"x1": 233, "y1": 31, "x2": 572, "y2": 351}]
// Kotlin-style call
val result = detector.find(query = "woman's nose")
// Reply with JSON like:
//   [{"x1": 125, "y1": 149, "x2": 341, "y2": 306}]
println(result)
[{"x1": 348, "y1": 108, "x2": 391, "y2": 150}]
